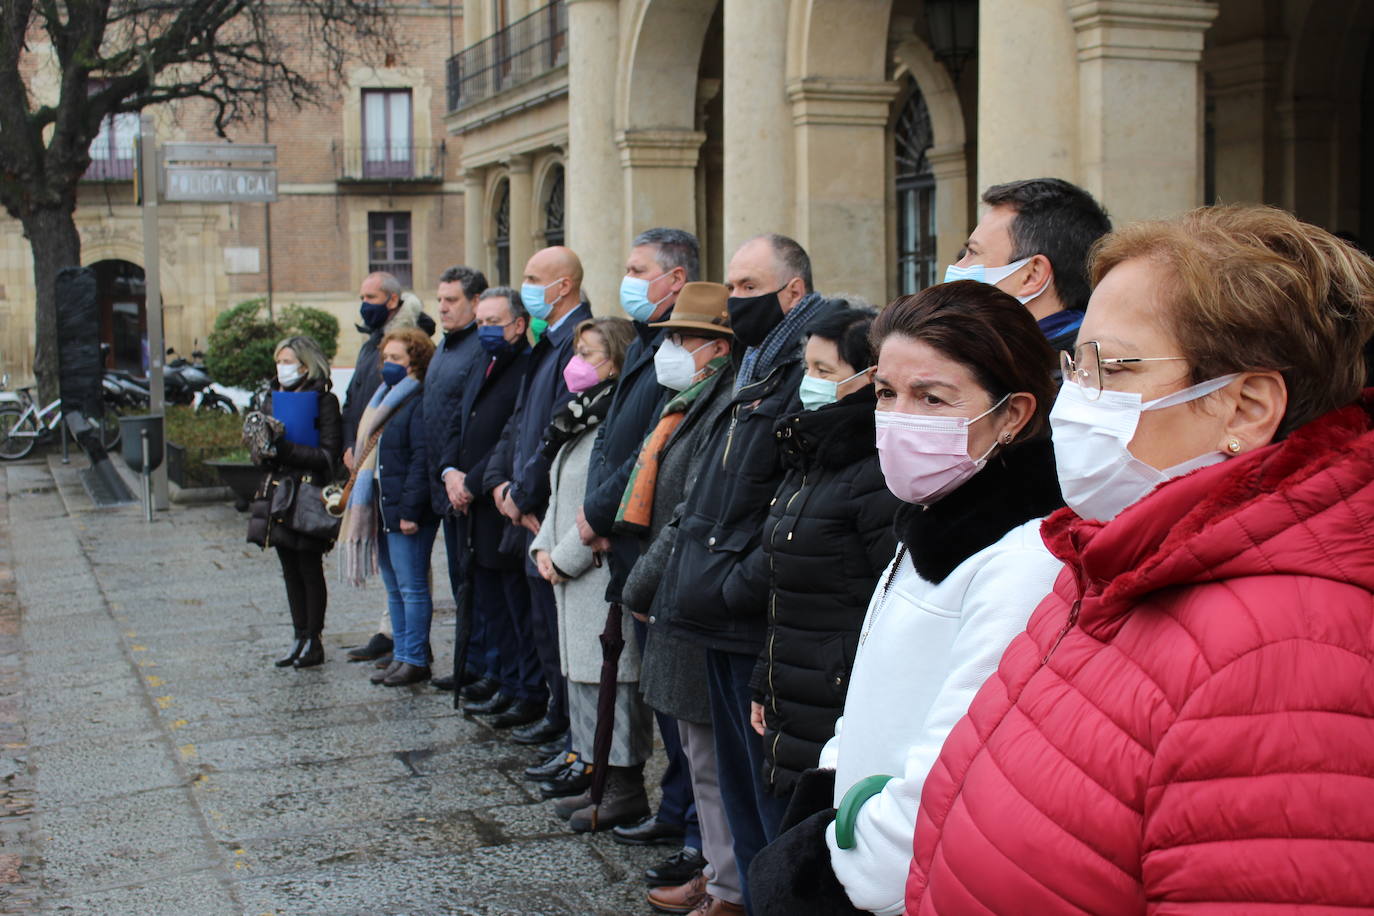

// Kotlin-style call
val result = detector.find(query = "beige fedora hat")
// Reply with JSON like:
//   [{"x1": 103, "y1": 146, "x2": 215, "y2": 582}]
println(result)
[{"x1": 648, "y1": 282, "x2": 734, "y2": 337}]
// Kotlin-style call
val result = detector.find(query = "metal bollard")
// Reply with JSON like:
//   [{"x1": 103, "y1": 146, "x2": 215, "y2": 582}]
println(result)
[{"x1": 141, "y1": 428, "x2": 152, "y2": 523}]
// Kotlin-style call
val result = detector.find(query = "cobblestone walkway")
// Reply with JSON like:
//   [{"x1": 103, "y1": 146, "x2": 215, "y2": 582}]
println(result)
[{"x1": 0, "y1": 458, "x2": 662, "y2": 915}]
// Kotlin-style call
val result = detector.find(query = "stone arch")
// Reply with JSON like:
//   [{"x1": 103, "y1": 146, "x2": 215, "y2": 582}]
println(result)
[
  {"x1": 787, "y1": 0, "x2": 893, "y2": 83},
  {"x1": 617, "y1": 0, "x2": 718, "y2": 132},
  {"x1": 485, "y1": 169, "x2": 513, "y2": 285},
  {"x1": 532, "y1": 153, "x2": 566, "y2": 247}
]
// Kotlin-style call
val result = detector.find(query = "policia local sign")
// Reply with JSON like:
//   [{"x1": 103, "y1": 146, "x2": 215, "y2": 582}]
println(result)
[{"x1": 160, "y1": 143, "x2": 278, "y2": 203}]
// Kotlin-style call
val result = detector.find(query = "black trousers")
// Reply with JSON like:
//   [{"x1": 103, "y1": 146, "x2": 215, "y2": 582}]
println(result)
[{"x1": 276, "y1": 545, "x2": 327, "y2": 638}]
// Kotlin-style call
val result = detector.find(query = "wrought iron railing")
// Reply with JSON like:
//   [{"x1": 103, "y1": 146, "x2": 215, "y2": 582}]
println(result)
[
  {"x1": 447, "y1": 0, "x2": 568, "y2": 113},
  {"x1": 83, "y1": 157, "x2": 136, "y2": 181},
  {"x1": 334, "y1": 142, "x2": 446, "y2": 182}
]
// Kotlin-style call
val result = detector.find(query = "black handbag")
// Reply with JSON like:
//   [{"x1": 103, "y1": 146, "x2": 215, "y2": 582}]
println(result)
[{"x1": 269, "y1": 475, "x2": 342, "y2": 542}]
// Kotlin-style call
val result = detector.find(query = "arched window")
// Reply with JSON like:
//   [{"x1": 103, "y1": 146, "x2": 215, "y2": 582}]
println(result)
[
  {"x1": 493, "y1": 178, "x2": 511, "y2": 285},
  {"x1": 895, "y1": 78, "x2": 936, "y2": 294},
  {"x1": 543, "y1": 163, "x2": 565, "y2": 247}
]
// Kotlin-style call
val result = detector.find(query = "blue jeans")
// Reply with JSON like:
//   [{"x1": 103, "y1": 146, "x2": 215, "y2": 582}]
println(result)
[{"x1": 377, "y1": 521, "x2": 440, "y2": 666}]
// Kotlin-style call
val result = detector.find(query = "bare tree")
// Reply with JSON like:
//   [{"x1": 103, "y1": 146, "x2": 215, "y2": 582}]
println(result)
[{"x1": 0, "y1": 0, "x2": 397, "y2": 399}]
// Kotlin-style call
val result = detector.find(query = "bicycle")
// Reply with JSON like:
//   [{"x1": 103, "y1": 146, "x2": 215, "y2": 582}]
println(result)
[{"x1": 0, "y1": 375, "x2": 120, "y2": 460}]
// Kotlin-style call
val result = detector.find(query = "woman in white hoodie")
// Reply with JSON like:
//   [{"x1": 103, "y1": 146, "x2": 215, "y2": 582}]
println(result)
[{"x1": 750, "y1": 280, "x2": 1066, "y2": 916}]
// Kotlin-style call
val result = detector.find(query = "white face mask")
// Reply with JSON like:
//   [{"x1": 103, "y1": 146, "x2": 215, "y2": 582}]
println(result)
[
  {"x1": 654, "y1": 338, "x2": 713, "y2": 391},
  {"x1": 1049, "y1": 373, "x2": 1241, "y2": 521},
  {"x1": 277, "y1": 363, "x2": 304, "y2": 388},
  {"x1": 943, "y1": 255, "x2": 1050, "y2": 306}
]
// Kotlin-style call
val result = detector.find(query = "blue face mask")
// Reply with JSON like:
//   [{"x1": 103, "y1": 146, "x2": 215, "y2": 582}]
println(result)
[
  {"x1": 798, "y1": 367, "x2": 871, "y2": 411},
  {"x1": 619, "y1": 271, "x2": 672, "y2": 323},
  {"x1": 520, "y1": 278, "x2": 565, "y2": 320},
  {"x1": 478, "y1": 324, "x2": 514, "y2": 355},
  {"x1": 360, "y1": 300, "x2": 391, "y2": 330},
  {"x1": 380, "y1": 361, "x2": 408, "y2": 387}
]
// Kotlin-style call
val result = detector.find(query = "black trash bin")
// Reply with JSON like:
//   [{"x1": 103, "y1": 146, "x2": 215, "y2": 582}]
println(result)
[{"x1": 118, "y1": 413, "x2": 164, "y2": 473}]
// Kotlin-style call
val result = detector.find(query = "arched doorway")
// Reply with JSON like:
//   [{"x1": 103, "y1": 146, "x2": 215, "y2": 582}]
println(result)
[
  {"x1": 542, "y1": 163, "x2": 565, "y2": 247},
  {"x1": 492, "y1": 178, "x2": 511, "y2": 285},
  {"x1": 894, "y1": 77, "x2": 937, "y2": 294},
  {"x1": 92, "y1": 259, "x2": 146, "y2": 374}
]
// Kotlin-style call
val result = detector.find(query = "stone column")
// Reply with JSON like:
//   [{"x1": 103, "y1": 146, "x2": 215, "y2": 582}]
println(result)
[
  {"x1": 617, "y1": 129, "x2": 706, "y2": 264},
  {"x1": 505, "y1": 154, "x2": 535, "y2": 277},
  {"x1": 787, "y1": 79, "x2": 898, "y2": 304},
  {"x1": 1071, "y1": 0, "x2": 1219, "y2": 223},
  {"x1": 462, "y1": 166, "x2": 486, "y2": 275},
  {"x1": 978, "y1": 0, "x2": 1080, "y2": 189},
  {"x1": 566, "y1": 0, "x2": 622, "y2": 308},
  {"x1": 722, "y1": 0, "x2": 792, "y2": 256},
  {"x1": 927, "y1": 145, "x2": 971, "y2": 272},
  {"x1": 1205, "y1": 38, "x2": 1286, "y2": 206}
]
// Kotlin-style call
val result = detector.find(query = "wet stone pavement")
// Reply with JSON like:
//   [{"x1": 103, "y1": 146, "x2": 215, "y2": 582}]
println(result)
[{"x1": 0, "y1": 458, "x2": 665, "y2": 915}]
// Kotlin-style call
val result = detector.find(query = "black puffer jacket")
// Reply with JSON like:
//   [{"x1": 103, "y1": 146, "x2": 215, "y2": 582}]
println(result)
[
  {"x1": 755, "y1": 388, "x2": 900, "y2": 795},
  {"x1": 248, "y1": 378, "x2": 343, "y2": 552}
]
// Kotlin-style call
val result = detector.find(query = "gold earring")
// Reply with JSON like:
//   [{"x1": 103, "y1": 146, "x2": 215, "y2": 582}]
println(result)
[
  {"x1": 1226, "y1": 437, "x2": 1243, "y2": 455},
  {"x1": 999, "y1": 432, "x2": 1013, "y2": 445}
]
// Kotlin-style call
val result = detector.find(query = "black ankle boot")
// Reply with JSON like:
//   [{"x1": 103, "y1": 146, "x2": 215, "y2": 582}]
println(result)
[
  {"x1": 293, "y1": 637, "x2": 324, "y2": 668},
  {"x1": 275, "y1": 639, "x2": 307, "y2": 667}
]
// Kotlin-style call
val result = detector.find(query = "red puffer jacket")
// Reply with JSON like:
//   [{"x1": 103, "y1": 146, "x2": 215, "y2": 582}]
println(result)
[{"x1": 907, "y1": 397, "x2": 1374, "y2": 914}]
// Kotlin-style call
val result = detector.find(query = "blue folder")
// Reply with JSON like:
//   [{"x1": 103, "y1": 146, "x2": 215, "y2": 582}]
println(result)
[{"x1": 272, "y1": 390, "x2": 320, "y2": 447}]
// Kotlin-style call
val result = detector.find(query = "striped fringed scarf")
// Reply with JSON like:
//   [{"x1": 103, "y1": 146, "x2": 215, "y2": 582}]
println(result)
[{"x1": 337, "y1": 375, "x2": 420, "y2": 586}]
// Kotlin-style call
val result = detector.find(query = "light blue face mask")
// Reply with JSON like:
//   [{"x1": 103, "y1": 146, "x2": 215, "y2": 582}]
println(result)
[
  {"x1": 943, "y1": 256, "x2": 1050, "y2": 305},
  {"x1": 620, "y1": 271, "x2": 673, "y2": 323},
  {"x1": 798, "y1": 367, "x2": 871, "y2": 411},
  {"x1": 520, "y1": 278, "x2": 565, "y2": 320}
]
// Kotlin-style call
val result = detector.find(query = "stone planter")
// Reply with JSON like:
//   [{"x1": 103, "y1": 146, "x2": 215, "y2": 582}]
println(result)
[{"x1": 207, "y1": 460, "x2": 260, "y2": 511}]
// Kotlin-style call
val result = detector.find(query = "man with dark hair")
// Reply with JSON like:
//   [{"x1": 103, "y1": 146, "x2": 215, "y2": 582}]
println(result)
[
  {"x1": 422, "y1": 265, "x2": 488, "y2": 691},
  {"x1": 946, "y1": 177, "x2": 1111, "y2": 352},
  {"x1": 663, "y1": 233, "x2": 839, "y2": 909}
]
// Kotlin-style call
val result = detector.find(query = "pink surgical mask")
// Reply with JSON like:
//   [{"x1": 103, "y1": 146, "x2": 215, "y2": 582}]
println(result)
[
  {"x1": 563, "y1": 355, "x2": 605, "y2": 393},
  {"x1": 874, "y1": 394, "x2": 1009, "y2": 505}
]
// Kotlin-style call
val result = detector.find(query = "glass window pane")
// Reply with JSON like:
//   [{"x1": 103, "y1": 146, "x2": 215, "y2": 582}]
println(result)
[
  {"x1": 364, "y1": 92, "x2": 386, "y2": 162},
  {"x1": 389, "y1": 92, "x2": 411, "y2": 161}
]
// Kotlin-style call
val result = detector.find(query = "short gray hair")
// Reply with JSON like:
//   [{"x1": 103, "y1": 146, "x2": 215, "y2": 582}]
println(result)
[
  {"x1": 370, "y1": 272, "x2": 403, "y2": 298},
  {"x1": 478, "y1": 285, "x2": 528, "y2": 324},
  {"x1": 633, "y1": 227, "x2": 701, "y2": 281},
  {"x1": 274, "y1": 335, "x2": 332, "y2": 389}
]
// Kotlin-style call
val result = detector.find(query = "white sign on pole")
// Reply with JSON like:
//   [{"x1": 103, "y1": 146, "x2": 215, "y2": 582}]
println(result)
[
  {"x1": 162, "y1": 142, "x2": 277, "y2": 163},
  {"x1": 165, "y1": 166, "x2": 278, "y2": 203}
]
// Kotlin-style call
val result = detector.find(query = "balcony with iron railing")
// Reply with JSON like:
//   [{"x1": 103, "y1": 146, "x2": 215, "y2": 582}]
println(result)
[
  {"x1": 446, "y1": 0, "x2": 568, "y2": 114},
  {"x1": 83, "y1": 156, "x2": 136, "y2": 182},
  {"x1": 333, "y1": 142, "x2": 447, "y2": 184}
]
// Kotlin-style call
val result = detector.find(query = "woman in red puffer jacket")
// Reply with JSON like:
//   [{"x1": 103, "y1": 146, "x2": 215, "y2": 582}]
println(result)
[{"x1": 907, "y1": 205, "x2": 1374, "y2": 915}]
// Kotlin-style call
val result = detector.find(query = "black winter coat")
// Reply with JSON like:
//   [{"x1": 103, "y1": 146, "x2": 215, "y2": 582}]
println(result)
[
  {"x1": 446, "y1": 343, "x2": 532, "y2": 569},
  {"x1": 481, "y1": 302, "x2": 592, "y2": 572},
  {"x1": 341, "y1": 304, "x2": 437, "y2": 451},
  {"x1": 755, "y1": 388, "x2": 900, "y2": 795},
  {"x1": 422, "y1": 323, "x2": 483, "y2": 516},
  {"x1": 248, "y1": 378, "x2": 343, "y2": 552},
  {"x1": 668, "y1": 299, "x2": 841, "y2": 655},
  {"x1": 375, "y1": 390, "x2": 435, "y2": 532},
  {"x1": 582, "y1": 321, "x2": 670, "y2": 601}
]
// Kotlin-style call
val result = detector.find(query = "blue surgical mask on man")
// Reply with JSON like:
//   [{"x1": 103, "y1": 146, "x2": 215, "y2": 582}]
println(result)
[
  {"x1": 620, "y1": 271, "x2": 673, "y2": 323},
  {"x1": 520, "y1": 278, "x2": 565, "y2": 320},
  {"x1": 478, "y1": 324, "x2": 514, "y2": 355},
  {"x1": 944, "y1": 256, "x2": 1051, "y2": 306},
  {"x1": 360, "y1": 300, "x2": 391, "y2": 329}
]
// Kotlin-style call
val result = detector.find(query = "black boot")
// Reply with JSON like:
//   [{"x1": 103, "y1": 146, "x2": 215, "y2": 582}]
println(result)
[
  {"x1": 568, "y1": 765, "x2": 650, "y2": 833},
  {"x1": 275, "y1": 639, "x2": 307, "y2": 668},
  {"x1": 293, "y1": 637, "x2": 324, "y2": 668}
]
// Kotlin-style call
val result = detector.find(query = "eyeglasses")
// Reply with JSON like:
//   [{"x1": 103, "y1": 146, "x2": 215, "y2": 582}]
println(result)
[{"x1": 1061, "y1": 340, "x2": 1187, "y2": 400}]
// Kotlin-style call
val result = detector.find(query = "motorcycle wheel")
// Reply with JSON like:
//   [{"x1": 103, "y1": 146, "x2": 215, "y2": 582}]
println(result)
[
  {"x1": 98, "y1": 409, "x2": 122, "y2": 451},
  {"x1": 198, "y1": 392, "x2": 237, "y2": 415},
  {"x1": 0, "y1": 406, "x2": 36, "y2": 460}
]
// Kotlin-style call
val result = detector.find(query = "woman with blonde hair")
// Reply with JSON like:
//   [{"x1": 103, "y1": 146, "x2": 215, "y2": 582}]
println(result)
[{"x1": 906, "y1": 205, "x2": 1374, "y2": 914}]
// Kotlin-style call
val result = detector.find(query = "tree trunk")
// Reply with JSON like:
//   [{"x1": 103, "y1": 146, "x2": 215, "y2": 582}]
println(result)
[{"x1": 22, "y1": 202, "x2": 81, "y2": 404}]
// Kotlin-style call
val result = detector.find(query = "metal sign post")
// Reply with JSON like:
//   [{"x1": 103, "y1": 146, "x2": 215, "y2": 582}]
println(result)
[{"x1": 139, "y1": 113, "x2": 169, "y2": 511}]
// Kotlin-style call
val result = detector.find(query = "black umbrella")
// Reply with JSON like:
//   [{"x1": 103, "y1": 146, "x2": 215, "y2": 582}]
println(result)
[
  {"x1": 586, "y1": 597, "x2": 627, "y2": 828},
  {"x1": 451, "y1": 516, "x2": 474, "y2": 710}
]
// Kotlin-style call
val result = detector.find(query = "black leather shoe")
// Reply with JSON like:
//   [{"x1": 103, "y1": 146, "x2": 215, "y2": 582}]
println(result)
[
  {"x1": 524, "y1": 750, "x2": 577, "y2": 781},
  {"x1": 536, "y1": 736, "x2": 569, "y2": 758},
  {"x1": 460, "y1": 676, "x2": 500, "y2": 702},
  {"x1": 382, "y1": 662, "x2": 431, "y2": 687},
  {"x1": 613, "y1": 814, "x2": 687, "y2": 847},
  {"x1": 431, "y1": 674, "x2": 457, "y2": 691},
  {"x1": 464, "y1": 690, "x2": 515, "y2": 716},
  {"x1": 487, "y1": 698, "x2": 546, "y2": 729},
  {"x1": 539, "y1": 760, "x2": 594, "y2": 800},
  {"x1": 644, "y1": 846, "x2": 707, "y2": 887},
  {"x1": 275, "y1": 639, "x2": 307, "y2": 668},
  {"x1": 459, "y1": 667, "x2": 481, "y2": 688},
  {"x1": 510, "y1": 715, "x2": 569, "y2": 746},
  {"x1": 372, "y1": 653, "x2": 394, "y2": 669},
  {"x1": 292, "y1": 637, "x2": 324, "y2": 668},
  {"x1": 370, "y1": 660, "x2": 401, "y2": 684},
  {"x1": 346, "y1": 632, "x2": 393, "y2": 662}
]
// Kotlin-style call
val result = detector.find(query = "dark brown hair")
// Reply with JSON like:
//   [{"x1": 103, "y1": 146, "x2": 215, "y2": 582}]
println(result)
[
  {"x1": 381, "y1": 327, "x2": 436, "y2": 379},
  {"x1": 869, "y1": 280, "x2": 1057, "y2": 443},
  {"x1": 1092, "y1": 205, "x2": 1374, "y2": 437}
]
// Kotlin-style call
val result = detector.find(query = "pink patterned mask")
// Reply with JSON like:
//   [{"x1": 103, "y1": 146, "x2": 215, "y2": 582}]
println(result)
[
  {"x1": 563, "y1": 355, "x2": 605, "y2": 393},
  {"x1": 874, "y1": 395, "x2": 1008, "y2": 505}
]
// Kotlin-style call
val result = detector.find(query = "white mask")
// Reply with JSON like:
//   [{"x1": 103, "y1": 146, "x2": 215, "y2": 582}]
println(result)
[
  {"x1": 277, "y1": 363, "x2": 304, "y2": 388},
  {"x1": 1049, "y1": 373, "x2": 1241, "y2": 521},
  {"x1": 654, "y1": 338, "x2": 713, "y2": 392},
  {"x1": 943, "y1": 255, "x2": 1049, "y2": 306}
]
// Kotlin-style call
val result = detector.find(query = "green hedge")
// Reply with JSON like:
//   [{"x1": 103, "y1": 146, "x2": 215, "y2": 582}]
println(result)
[
  {"x1": 164, "y1": 405, "x2": 247, "y2": 487},
  {"x1": 205, "y1": 299, "x2": 340, "y2": 390}
]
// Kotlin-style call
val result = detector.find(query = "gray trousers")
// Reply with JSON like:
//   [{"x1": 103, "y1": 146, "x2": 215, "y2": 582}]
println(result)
[{"x1": 679, "y1": 718, "x2": 742, "y2": 905}]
